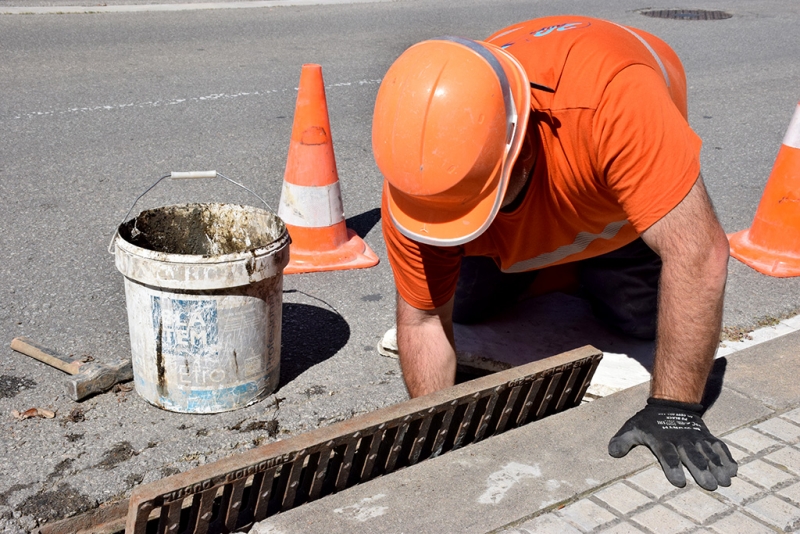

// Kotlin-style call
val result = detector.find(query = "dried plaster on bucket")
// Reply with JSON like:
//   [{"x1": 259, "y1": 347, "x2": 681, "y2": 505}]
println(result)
[{"x1": 114, "y1": 203, "x2": 290, "y2": 413}]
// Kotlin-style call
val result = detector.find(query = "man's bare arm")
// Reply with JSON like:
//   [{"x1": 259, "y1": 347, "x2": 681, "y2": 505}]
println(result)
[
  {"x1": 641, "y1": 174, "x2": 729, "y2": 403},
  {"x1": 396, "y1": 293, "x2": 457, "y2": 398},
  {"x1": 610, "y1": 174, "x2": 737, "y2": 491}
]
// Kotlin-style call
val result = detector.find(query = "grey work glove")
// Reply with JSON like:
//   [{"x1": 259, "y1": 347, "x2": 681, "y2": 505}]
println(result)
[{"x1": 608, "y1": 397, "x2": 738, "y2": 491}]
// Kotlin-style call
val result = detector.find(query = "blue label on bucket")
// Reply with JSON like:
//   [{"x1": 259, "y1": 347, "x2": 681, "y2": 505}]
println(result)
[{"x1": 151, "y1": 296, "x2": 219, "y2": 359}]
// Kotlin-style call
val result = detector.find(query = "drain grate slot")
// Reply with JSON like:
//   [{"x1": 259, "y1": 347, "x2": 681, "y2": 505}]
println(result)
[
  {"x1": 639, "y1": 9, "x2": 733, "y2": 20},
  {"x1": 43, "y1": 346, "x2": 601, "y2": 534}
]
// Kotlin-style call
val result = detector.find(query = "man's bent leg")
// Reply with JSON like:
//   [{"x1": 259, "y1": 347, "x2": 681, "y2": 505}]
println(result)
[
  {"x1": 453, "y1": 256, "x2": 539, "y2": 325},
  {"x1": 578, "y1": 238, "x2": 661, "y2": 340}
]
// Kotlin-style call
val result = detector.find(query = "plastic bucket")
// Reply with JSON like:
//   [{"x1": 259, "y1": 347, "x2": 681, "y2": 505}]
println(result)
[{"x1": 114, "y1": 202, "x2": 290, "y2": 413}]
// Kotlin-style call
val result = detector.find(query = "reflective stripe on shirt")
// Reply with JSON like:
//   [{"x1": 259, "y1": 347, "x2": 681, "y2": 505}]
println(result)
[
  {"x1": 610, "y1": 22, "x2": 670, "y2": 87},
  {"x1": 503, "y1": 220, "x2": 630, "y2": 272}
]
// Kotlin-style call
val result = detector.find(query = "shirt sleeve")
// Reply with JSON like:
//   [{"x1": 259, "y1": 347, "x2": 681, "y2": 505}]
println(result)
[
  {"x1": 593, "y1": 64, "x2": 702, "y2": 233},
  {"x1": 381, "y1": 191, "x2": 462, "y2": 310}
]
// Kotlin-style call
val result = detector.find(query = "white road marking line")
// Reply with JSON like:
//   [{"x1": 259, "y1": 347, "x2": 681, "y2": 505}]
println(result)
[
  {"x1": 2, "y1": 0, "x2": 393, "y2": 15},
  {"x1": 8, "y1": 80, "x2": 382, "y2": 120}
]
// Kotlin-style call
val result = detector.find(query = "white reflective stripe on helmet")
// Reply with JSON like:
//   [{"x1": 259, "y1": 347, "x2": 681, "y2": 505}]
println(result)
[
  {"x1": 278, "y1": 181, "x2": 344, "y2": 228},
  {"x1": 503, "y1": 220, "x2": 630, "y2": 272},
  {"x1": 436, "y1": 36, "x2": 517, "y2": 143}
]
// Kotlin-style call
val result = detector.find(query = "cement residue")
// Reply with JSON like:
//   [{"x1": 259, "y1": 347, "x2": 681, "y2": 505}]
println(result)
[
  {"x1": 17, "y1": 483, "x2": 95, "y2": 524},
  {"x1": 96, "y1": 441, "x2": 138, "y2": 470},
  {"x1": 0, "y1": 483, "x2": 32, "y2": 507},
  {"x1": 46, "y1": 459, "x2": 74, "y2": 481},
  {"x1": 119, "y1": 203, "x2": 285, "y2": 256},
  {"x1": 0, "y1": 375, "x2": 36, "y2": 398}
]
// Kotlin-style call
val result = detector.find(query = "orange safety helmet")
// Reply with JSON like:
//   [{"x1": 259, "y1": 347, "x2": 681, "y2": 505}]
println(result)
[{"x1": 373, "y1": 36, "x2": 530, "y2": 246}]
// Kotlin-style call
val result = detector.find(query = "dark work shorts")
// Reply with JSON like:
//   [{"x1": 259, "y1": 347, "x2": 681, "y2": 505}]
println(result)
[{"x1": 452, "y1": 238, "x2": 661, "y2": 340}]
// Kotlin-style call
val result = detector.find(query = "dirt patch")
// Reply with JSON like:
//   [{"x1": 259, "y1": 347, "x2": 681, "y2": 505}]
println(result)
[
  {"x1": 721, "y1": 325, "x2": 753, "y2": 342},
  {"x1": 0, "y1": 483, "x2": 32, "y2": 506},
  {"x1": 720, "y1": 309, "x2": 800, "y2": 342},
  {"x1": 161, "y1": 466, "x2": 180, "y2": 477},
  {"x1": 125, "y1": 473, "x2": 144, "y2": 487},
  {"x1": 228, "y1": 419, "x2": 279, "y2": 436},
  {"x1": 304, "y1": 385, "x2": 326, "y2": 397},
  {"x1": 63, "y1": 407, "x2": 85, "y2": 423},
  {"x1": 46, "y1": 459, "x2": 74, "y2": 481},
  {"x1": 17, "y1": 483, "x2": 95, "y2": 523},
  {"x1": 0, "y1": 375, "x2": 36, "y2": 399},
  {"x1": 96, "y1": 441, "x2": 138, "y2": 470}
]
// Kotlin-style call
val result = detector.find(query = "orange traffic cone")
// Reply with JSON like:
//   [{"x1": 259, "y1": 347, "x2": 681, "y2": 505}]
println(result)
[
  {"x1": 278, "y1": 64, "x2": 379, "y2": 275},
  {"x1": 729, "y1": 102, "x2": 800, "y2": 277}
]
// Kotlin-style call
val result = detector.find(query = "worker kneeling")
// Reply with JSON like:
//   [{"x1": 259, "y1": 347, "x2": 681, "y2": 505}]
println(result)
[{"x1": 372, "y1": 16, "x2": 737, "y2": 491}]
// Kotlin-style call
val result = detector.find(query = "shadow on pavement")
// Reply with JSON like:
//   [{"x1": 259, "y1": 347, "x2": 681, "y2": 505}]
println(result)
[
  {"x1": 701, "y1": 357, "x2": 727, "y2": 411},
  {"x1": 279, "y1": 302, "x2": 350, "y2": 386},
  {"x1": 345, "y1": 207, "x2": 381, "y2": 239}
]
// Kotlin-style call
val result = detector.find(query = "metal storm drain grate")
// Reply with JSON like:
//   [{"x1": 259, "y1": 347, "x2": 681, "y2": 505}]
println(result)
[
  {"x1": 639, "y1": 9, "x2": 733, "y2": 20},
  {"x1": 43, "y1": 346, "x2": 601, "y2": 534}
]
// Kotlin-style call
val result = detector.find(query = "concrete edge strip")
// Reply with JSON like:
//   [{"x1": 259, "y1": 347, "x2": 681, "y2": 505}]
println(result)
[
  {"x1": 1, "y1": 0, "x2": 392, "y2": 15},
  {"x1": 715, "y1": 314, "x2": 800, "y2": 358}
]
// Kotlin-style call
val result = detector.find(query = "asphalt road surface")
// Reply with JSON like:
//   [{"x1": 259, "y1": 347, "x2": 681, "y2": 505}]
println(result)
[{"x1": 1, "y1": 0, "x2": 799, "y2": 531}]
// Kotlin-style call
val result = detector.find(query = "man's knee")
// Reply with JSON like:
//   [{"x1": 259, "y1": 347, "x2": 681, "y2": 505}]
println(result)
[{"x1": 453, "y1": 256, "x2": 537, "y2": 325}]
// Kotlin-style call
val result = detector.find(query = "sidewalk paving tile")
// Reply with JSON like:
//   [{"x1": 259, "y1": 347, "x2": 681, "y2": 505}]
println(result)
[
  {"x1": 708, "y1": 511, "x2": 775, "y2": 534},
  {"x1": 755, "y1": 417, "x2": 800, "y2": 443},
  {"x1": 764, "y1": 446, "x2": 800, "y2": 475},
  {"x1": 724, "y1": 428, "x2": 780, "y2": 454},
  {"x1": 738, "y1": 459, "x2": 796, "y2": 488},
  {"x1": 559, "y1": 499, "x2": 617, "y2": 531},
  {"x1": 714, "y1": 477, "x2": 763, "y2": 505},
  {"x1": 779, "y1": 481, "x2": 800, "y2": 505},
  {"x1": 744, "y1": 495, "x2": 800, "y2": 530},
  {"x1": 597, "y1": 523, "x2": 648, "y2": 533},
  {"x1": 664, "y1": 489, "x2": 729, "y2": 523},
  {"x1": 627, "y1": 467, "x2": 680, "y2": 499},
  {"x1": 513, "y1": 514, "x2": 582, "y2": 534},
  {"x1": 630, "y1": 504, "x2": 697, "y2": 534},
  {"x1": 593, "y1": 482, "x2": 652, "y2": 514},
  {"x1": 784, "y1": 407, "x2": 800, "y2": 425}
]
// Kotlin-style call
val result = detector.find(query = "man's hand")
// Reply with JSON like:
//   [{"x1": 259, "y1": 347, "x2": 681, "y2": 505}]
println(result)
[{"x1": 609, "y1": 398, "x2": 737, "y2": 491}]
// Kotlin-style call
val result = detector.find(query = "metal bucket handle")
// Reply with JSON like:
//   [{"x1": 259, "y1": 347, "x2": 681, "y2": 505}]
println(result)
[{"x1": 108, "y1": 171, "x2": 272, "y2": 254}]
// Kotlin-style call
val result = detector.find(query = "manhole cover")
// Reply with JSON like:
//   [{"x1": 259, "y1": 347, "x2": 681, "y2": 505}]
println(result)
[{"x1": 639, "y1": 9, "x2": 733, "y2": 20}]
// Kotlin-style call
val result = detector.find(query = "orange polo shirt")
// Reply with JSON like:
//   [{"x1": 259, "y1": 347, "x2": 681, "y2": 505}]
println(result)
[{"x1": 382, "y1": 16, "x2": 702, "y2": 310}]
